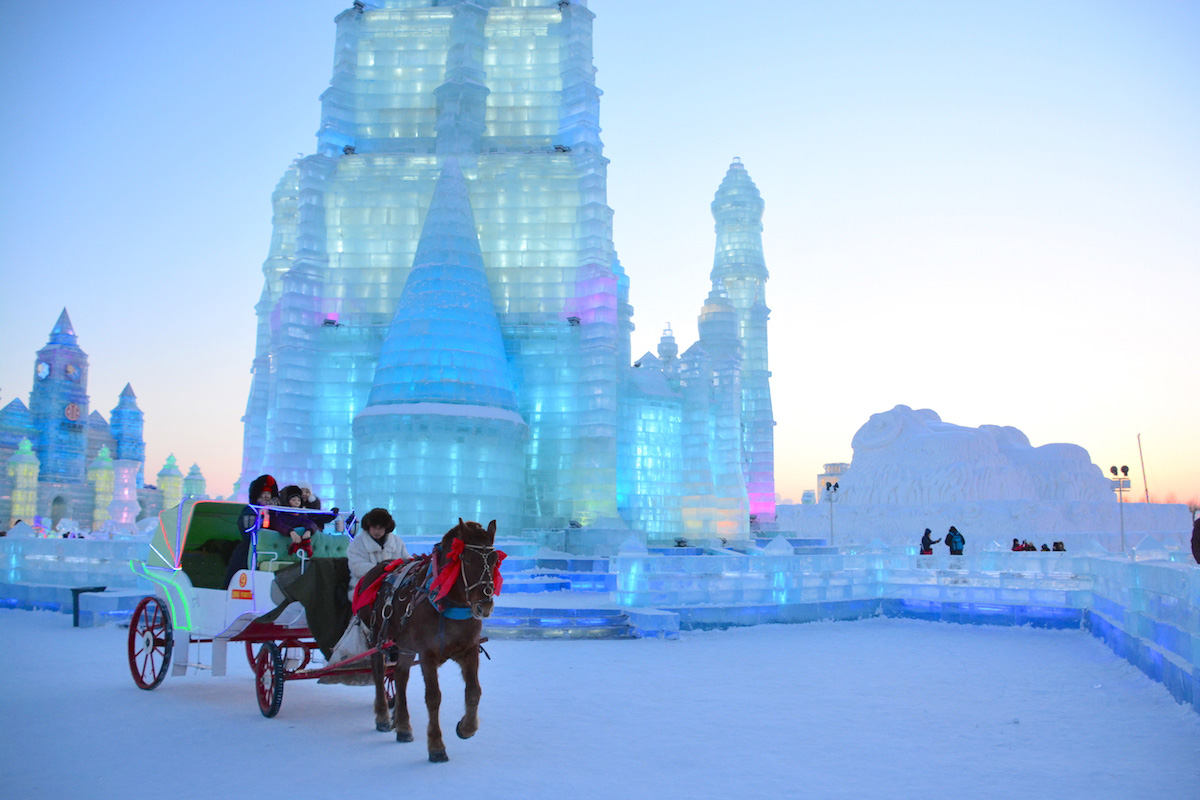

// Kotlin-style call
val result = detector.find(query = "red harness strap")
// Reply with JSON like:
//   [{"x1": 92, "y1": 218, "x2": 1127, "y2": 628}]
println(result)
[{"x1": 352, "y1": 555, "x2": 423, "y2": 614}]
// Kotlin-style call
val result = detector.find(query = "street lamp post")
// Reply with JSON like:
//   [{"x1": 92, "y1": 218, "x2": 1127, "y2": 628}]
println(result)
[
  {"x1": 824, "y1": 481, "x2": 839, "y2": 547},
  {"x1": 1110, "y1": 465, "x2": 1129, "y2": 552}
]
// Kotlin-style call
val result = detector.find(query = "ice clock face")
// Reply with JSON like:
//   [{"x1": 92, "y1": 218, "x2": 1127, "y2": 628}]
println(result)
[{"x1": 36, "y1": 362, "x2": 49, "y2": 379}]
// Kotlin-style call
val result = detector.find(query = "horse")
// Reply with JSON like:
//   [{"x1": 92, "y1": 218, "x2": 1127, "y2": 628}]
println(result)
[{"x1": 358, "y1": 518, "x2": 502, "y2": 762}]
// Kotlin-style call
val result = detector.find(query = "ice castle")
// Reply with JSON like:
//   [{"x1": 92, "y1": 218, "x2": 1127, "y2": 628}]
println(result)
[
  {"x1": 239, "y1": 0, "x2": 774, "y2": 547},
  {"x1": 0, "y1": 310, "x2": 207, "y2": 530}
]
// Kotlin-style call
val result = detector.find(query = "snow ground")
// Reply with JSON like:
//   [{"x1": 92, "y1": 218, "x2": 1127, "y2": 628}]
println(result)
[{"x1": 1, "y1": 609, "x2": 1197, "y2": 799}]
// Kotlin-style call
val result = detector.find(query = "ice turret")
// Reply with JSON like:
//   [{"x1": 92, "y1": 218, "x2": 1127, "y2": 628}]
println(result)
[
  {"x1": 183, "y1": 463, "x2": 207, "y2": 500},
  {"x1": 111, "y1": 383, "x2": 145, "y2": 487},
  {"x1": 353, "y1": 159, "x2": 527, "y2": 535},
  {"x1": 710, "y1": 159, "x2": 775, "y2": 523},
  {"x1": 6, "y1": 439, "x2": 39, "y2": 528},
  {"x1": 87, "y1": 445, "x2": 114, "y2": 530},
  {"x1": 157, "y1": 454, "x2": 183, "y2": 512}
]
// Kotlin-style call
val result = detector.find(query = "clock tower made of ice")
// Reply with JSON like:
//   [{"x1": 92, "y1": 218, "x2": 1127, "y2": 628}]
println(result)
[{"x1": 28, "y1": 309, "x2": 90, "y2": 483}]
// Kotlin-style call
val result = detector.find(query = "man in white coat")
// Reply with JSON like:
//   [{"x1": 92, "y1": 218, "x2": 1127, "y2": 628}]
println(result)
[
  {"x1": 326, "y1": 508, "x2": 411, "y2": 671},
  {"x1": 347, "y1": 507, "x2": 411, "y2": 600}
]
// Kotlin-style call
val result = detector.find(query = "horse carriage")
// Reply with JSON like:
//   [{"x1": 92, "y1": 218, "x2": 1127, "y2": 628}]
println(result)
[{"x1": 126, "y1": 499, "x2": 503, "y2": 761}]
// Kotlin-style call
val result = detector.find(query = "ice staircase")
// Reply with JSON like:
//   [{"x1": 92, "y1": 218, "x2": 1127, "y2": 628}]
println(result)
[{"x1": 483, "y1": 606, "x2": 636, "y2": 640}]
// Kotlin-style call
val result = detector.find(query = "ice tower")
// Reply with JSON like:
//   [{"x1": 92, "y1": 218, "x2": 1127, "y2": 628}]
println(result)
[
  {"x1": 710, "y1": 159, "x2": 775, "y2": 523},
  {"x1": 240, "y1": 1, "x2": 774, "y2": 547}
]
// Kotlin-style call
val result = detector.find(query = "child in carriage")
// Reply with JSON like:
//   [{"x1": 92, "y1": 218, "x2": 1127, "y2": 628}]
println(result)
[{"x1": 271, "y1": 485, "x2": 321, "y2": 558}]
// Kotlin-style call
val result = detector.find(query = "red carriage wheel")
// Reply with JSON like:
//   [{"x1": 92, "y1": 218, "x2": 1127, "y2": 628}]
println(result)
[
  {"x1": 254, "y1": 642, "x2": 285, "y2": 718},
  {"x1": 127, "y1": 596, "x2": 173, "y2": 690},
  {"x1": 245, "y1": 641, "x2": 257, "y2": 669}
]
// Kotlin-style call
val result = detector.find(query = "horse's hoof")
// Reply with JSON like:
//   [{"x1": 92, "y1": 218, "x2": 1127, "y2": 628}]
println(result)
[
  {"x1": 396, "y1": 730, "x2": 414, "y2": 743},
  {"x1": 455, "y1": 720, "x2": 476, "y2": 740},
  {"x1": 375, "y1": 721, "x2": 393, "y2": 733},
  {"x1": 429, "y1": 750, "x2": 449, "y2": 763}
]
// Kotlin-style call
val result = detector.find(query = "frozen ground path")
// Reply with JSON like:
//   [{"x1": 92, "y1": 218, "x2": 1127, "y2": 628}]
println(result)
[{"x1": 1, "y1": 609, "x2": 1197, "y2": 799}]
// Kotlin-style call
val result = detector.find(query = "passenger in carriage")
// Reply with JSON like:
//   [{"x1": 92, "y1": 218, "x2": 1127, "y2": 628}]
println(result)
[
  {"x1": 347, "y1": 508, "x2": 411, "y2": 601},
  {"x1": 222, "y1": 474, "x2": 279, "y2": 589},
  {"x1": 272, "y1": 485, "x2": 320, "y2": 558},
  {"x1": 297, "y1": 481, "x2": 341, "y2": 529}
]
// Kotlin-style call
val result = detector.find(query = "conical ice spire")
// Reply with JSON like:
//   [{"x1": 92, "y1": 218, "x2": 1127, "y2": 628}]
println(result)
[
  {"x1": 119, "y1": 383, "x2": 137, "y2": 400},
  {"x1": 48, "y1": 308, "x2": 78, "y2": 346},
  {"x1": 366, "y1": 158, "x2": 518, "y2": 411}
]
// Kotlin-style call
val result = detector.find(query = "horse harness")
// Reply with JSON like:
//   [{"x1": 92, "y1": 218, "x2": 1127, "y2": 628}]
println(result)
[{"x1": 371, "y1": 541, "x2": 498, "y2": 639}]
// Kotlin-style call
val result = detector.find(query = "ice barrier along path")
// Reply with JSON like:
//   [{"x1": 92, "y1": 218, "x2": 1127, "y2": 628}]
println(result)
[{"x1": 3, "y1": 533, "x2": 1200, "y2": 716}]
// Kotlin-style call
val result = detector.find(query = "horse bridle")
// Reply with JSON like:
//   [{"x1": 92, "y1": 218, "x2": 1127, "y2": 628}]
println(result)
[{"x1": 458, "y1": 543, "x2": 498, "y2": 597}]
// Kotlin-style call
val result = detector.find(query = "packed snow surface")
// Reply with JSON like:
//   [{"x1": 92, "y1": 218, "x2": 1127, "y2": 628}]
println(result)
[{"x1": 2, "y1": 609, "x2": 1197, "y2": 799}]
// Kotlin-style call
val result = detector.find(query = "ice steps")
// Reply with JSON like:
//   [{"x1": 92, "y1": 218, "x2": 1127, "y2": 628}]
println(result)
[{"x1": 482, "y1": 606, "x2": 636, "y2": 640}]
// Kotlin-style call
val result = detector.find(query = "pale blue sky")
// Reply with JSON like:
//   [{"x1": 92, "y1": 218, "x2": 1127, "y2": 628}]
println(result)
[{"x1": 1, "y1": 1, "x2": 1197, "y2": 505}]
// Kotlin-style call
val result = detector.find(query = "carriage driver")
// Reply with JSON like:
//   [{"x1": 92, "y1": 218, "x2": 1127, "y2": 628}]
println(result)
[{"x1": 346, "y1": 508, "x2": 411, "y2": 601}]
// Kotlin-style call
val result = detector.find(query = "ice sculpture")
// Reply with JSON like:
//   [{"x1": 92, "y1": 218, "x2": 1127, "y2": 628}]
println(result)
[
  {"x1": 6, "y1": 439, "x2": 40, "y2": 527},
  {"x1": 353, "y1": 159, "x2": 528, "y2": 536},
  {"x1": 86, "y1": 445, "x2": 114, "y2": 529},
  {"x1": 710, "y1": 159, "x2": 775, "y2": 522},
  {"x1": 110, "y1": 384, "x2": 145, "y2": 487},
  {"x1": 107, "y1": 459, "x2": 140, "y2": 531},
  {"x1": 157, "y1": 455, "x2": 183, "y2": 511},
  {"x1": 183, "y1": 463, "x2": 207, "y2": 499},
  {"x1": 0, "y1": 311, "x2": 167, "y2": 528},
  {"x1": 239, "y1": 1, "x2": 776, "y2": 547}
]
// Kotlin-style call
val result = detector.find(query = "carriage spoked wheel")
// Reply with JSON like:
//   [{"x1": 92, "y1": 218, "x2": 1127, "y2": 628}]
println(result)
[
  {"x1": 254, "y1": 642, "x2": 286, "y2": 718},
  {"x1": 127, "y1": 596, "x2": 173, "y2": 690},
  {"x1": 245, "y1": 641, "x2": 258, "y2": 669}
]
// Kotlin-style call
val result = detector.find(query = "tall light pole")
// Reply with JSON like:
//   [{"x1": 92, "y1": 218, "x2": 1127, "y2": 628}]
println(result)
[
  {"x1": 824, "y1": 481, "x2": 839, "y2": 547},
  {"x1": 1110, "y1": 465, "x2": 1129, "y2": 552}
]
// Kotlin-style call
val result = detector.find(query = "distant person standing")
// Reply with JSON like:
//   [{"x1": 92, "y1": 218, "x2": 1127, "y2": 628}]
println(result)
[
  {"x1": 920, "y1": 528, "x2": 941, "y2": 555},
  {"x1": 1191, "y1": 518, "x2": 1200, "y2": 565},
  {"x1": 946, "y1": 526, "x2": 965, "y2": 555}
]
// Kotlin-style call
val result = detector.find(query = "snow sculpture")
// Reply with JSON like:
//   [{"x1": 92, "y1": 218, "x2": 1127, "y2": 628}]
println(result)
[
  {"x1": 776, "y1": 405, "x2": 1189, "y2": 550},
  {"x1": 841, "y1": 406, "x2": 1111, "y2": 505},
  {"x1": 240, "y1": 1, "x2": 775, "y2": 548}
]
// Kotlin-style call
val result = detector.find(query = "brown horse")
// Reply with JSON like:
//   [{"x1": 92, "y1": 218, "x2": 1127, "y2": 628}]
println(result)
[{"x1": 359, "y1": 519, "x2": 500, "y2": 762}]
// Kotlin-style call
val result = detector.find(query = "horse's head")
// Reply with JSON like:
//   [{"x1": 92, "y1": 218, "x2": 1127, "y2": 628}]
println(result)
[{"x1": 440, "y1": 518, "x2": 499, "y2": 619}]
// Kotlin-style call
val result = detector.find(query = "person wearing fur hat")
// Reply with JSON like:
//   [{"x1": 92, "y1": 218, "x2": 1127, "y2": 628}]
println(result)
[
  {"x1": 223, "y1": 474, "x2": 279, "y2": 588},
  {"x1": 346, "y1": 508, "x2": 410, "y2": 601}
]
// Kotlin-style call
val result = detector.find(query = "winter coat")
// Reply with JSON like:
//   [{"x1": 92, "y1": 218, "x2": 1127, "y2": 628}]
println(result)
[
  {"x1": 947, "y1": 530, "x2": 965, "y2": 555},
  {"x1": 920, "y1": 531, "x2": 940, "y2": 553},
  {"x1": 1191, "y1": 519, "x2": 1200, "y2": 565},
  {"x1": 347, "y1": 530, "x2": 411, "y2": 598}
]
